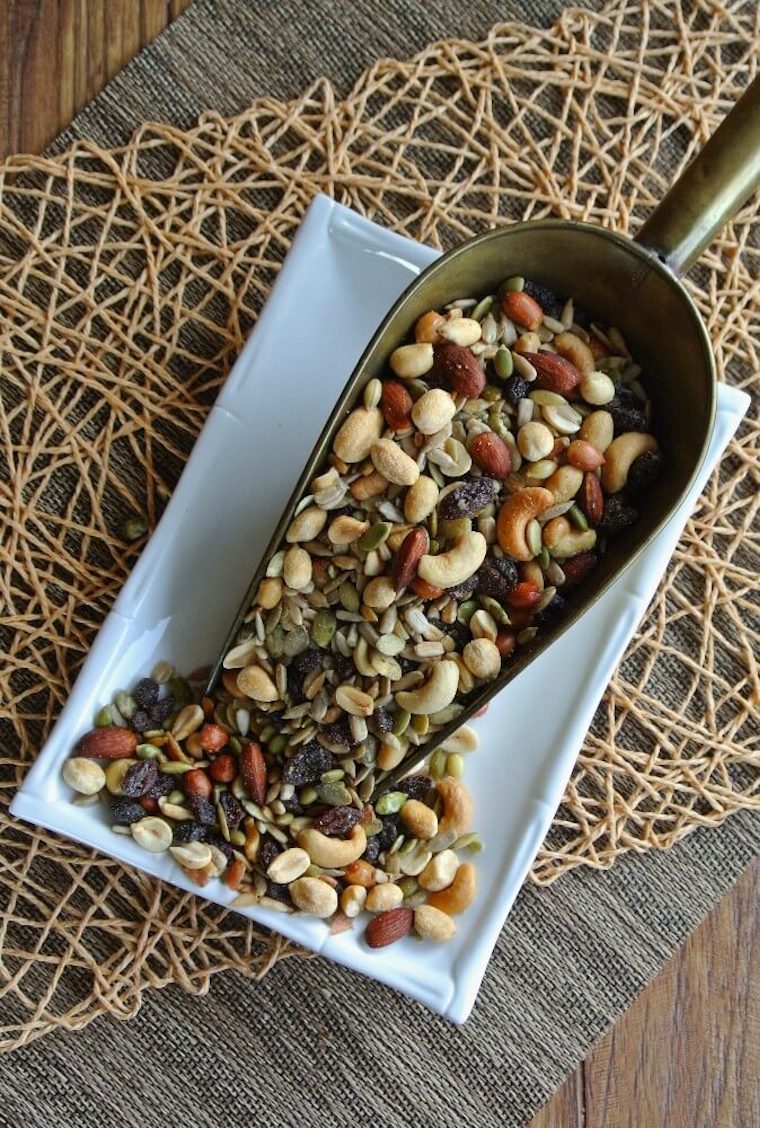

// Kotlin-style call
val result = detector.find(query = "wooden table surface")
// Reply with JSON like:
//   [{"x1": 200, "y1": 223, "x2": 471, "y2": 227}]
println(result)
[{"x1": 2, "y1": 4, "x2": 758, "y2": 1125}]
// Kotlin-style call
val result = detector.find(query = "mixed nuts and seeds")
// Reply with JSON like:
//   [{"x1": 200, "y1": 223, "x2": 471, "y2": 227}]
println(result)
[{"x1": 63, "y1": 275, "x2": 661, "y2": 949}]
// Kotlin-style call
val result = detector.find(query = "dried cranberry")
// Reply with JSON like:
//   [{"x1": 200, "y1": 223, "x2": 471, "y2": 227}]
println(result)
[
  {"x1": 522, "y1": 280, "x2": 564, "y2": 320},
  {"x1": 149, "y1": 694, "x2": 175, "y2": 726},
  {"x1": 438, "y1": 478, "x2": 499, "y2": 521},
  {"x1": 259, "y1": 838, "x2": 281, "y2": 868},
  {"x1": 609, "y1": 403, "x2": 648, "y2": 435},
  {"x1": 133, "y1": 678, "x2": 159, "y2": 709},
  {"x1": 397, "y1": 774, "x2": 434, "y2": 800},
  {"x1": 291, "y1": 648, "x2": 323, "y2": 677},
  {"x1": 110, "y1": 799, "x2": 146, "y2": 826},
  {"x1": 172, "y1": 821, "x2": 207, "y2": 844},
  {"x1": 311, "y1": 805, "x2": 363, "y2": 837},
  {"x1": 627, "y1": 450, "x2": 663, "y2": 493},
  {"x1": 121, "y1": 760, "x2": 158, "y2": 798},
  {"x1": 502, "y1": 373, "x2": 530, "y2": 405},
  {"x1": 131, "y1": 709, "x2": 151, "y2": 733},
  {"x1": 188, "y1": 794, "x2": 216, "y2": 825},
  {"x1": 476, "y1": 557, "x2": 519, "y2": 600},
  {"x1": 219, "y1": 791, "x2": 244, "y2": 831},
  {"x1": 599, "y1": 495, "x2": 639, "y2": 536}
]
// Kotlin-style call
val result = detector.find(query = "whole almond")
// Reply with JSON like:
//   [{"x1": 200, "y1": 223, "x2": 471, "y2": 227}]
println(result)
[
  {"x1": 501, "y1": 290, "x2": 544, "y2": 330},
  {"x1": 580, "y1": 473, "x2": 604, "y2": 526},
  {"x1": 364, "y1": 906, "x2": 414, "y2": 948},
  {"x1": 432, "y1": 342, "x2": 485, "y2": 398},
  {"x1": 391, "y1": 526, "x2": 430, "y2": 591},
  {"x1": 567, "y1": 439, "x2": 606, "y2": 471},
  {"x1": 381, "y1": 380, "x2": 413, "y2": 432},
  {"x1": 519, "y1": 351, "x2": 583, "y2": 396},
  {"x1": 240, "y1": 740, "x2": 267, "y2": 804},
  {"x1": 468, "y1": 431, "x2": 512, "y2": 478},
  {"x1": 76, "y1": 726, "x2": 139, "y2": 760}
]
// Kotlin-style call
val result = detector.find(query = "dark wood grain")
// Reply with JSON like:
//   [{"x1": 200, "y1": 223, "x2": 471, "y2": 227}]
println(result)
[{"x1": 1, "y1": 8, "x2": 758, "y2": 1127}]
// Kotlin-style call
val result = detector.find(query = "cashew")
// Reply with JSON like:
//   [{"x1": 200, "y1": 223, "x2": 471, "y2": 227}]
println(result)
[
  {"x1": 601, "y1": 432, "x2": 658, "y2": 494},
  {"x1": 333, "y1": 406, "x2": 384, "y2": 463},
  {"x1": 328, "y1": 515, "x2": 369, "y2": 544},
  {"x1": 426, "y1": 861, "x2": 477, "y2": 915},
  {"x1": 286, "y1": 505, "x2": 327, "y2": 543},
  {"x1": 496, "y1": 487, "x2": 554, "y2": 560},
  {"x1": 390, "y1": 342, "x2": 434, "y2": 379},
  {"x1": 517, "y1": 421, "x2": 554, "y2": 461},
  {"x1": 371, "y1": 438, "x2": 420, "y2": 486},
  {"x1": 580, "y1": 370, "x2": 616, "y2": 405},
  {"x1": 579, "y1": 409, "x2": 614, "y2": 452},
  {"x1": 62, "y1": 757, "x2": 106, "y2": 795},
  {"x1": 400, "y1": 798, "x2": 439, "y2": 839},
  {"x1": 297, "y1": 824, "x2": 367, "y2": 868},
  {"x1": 404, "y1": 474, "x2": 439, "y2": 523},
  {"x1": 462, "y1": 638, "x2": 502, "y2": 679},
  {"x1": 411, "y1": 388, "x2": 457, "y2": 435},
  {"x1": 436, "y1": 776, "x2": 473, "y2": 837},
  {"x1": 395, "y1": 660, "x2": 460, "y2": 715},
  {"x1": 439, "y1": 725, "x2": 479, "y2": 756},
  {"x1": 289, "y1": 876, "x2": 339, "y2": 918},
  {"x1": 414, "y1": 904, "x2": 457, "y2": 941},
  {"x1": 544, "y1": 465, "x2": 583, "y2": 504},
  {"x1": 283, "y1": 545, "x2": 312, "y2": 590},
  {"x1": 366, "y1": 884, "x2": 404, "y2": 912},
  {"x1": 417, "y1": 531, "x2": 487, "y2": 588},
  {"x1": 418, "y1": 849, "x2": 459, "y2": 891},
  {"x1": 237, "y1": 665, "x2": 279, "y2": 702},
  {"x1": 438, "y1": 316, "x2": 482, "y2": 347},
  {"x1": 542, "y1": 516, "x2": 598, "y2": 559},
  {"x1": 554, "y1": 330, "x2": 595, "y2": 376}
]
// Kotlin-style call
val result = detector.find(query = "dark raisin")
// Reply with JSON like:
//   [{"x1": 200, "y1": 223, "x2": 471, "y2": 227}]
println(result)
[
  {"x1": 535, "y1": 592, "x2": 566, "y2": 623},
  {"x1": 266, "y1": 881, "x2": 292, "y2": 904},
  {"x1": 599, "y1": 495, "x2": 639, "y2": 536},
  {"x1": 445, "y1": 621, "x2": 471, "y2": 649},
  {"x1": 377, "y1": 816, "x2": 400, "y2": 852},
  {"x1": 133, "y1": 678, "x2": 159, "y2": 709},
  {"x1": 609, "y1": 403, "x2": 648, "y2": 436},
  {"x1": 331, "y1": 654, "x2": 355, "y2": 682},
  {"x1": 522, "y1": 280, "x2": 563, "y2": 320},
  {"x1": 259, "y1": 838, "x2": 281, "y2": 868},
  {"x1": 397, "y1": 774, "x2": 434, "y2": 800},
  {"x1": 438, "y1": 478, "x2": 499, "y2": 521},
  {"x1": 172, "y1": 821, "x2": 207, "y2": 844},
  {"x1": 131, "y1": 709, "x2": 151, "y2": 733},
  {"x1": 447, "y1": 575, "x2": 478, "y2": 601},
  {"x1": 110, "y1": 799, "x2": 146, "y2": 826},
  {"x1": 476, "y1": 557, "x2": 519, "y2": 600},
  {"x1": 145, "y1": 772, "x2": 174, "y2": 799},
  {"x1": 149, "y1": 695, "x2": 175, "y2": 726},
  {"x1": 121, "y1": 760, "x2": 158, "y2": 798},
  {"x1": 311, "y1": 805, "x2": 363, "y2": 837},
  {"x1": 188, "y1": 794, "x2": 216, "y2": 825},
  {"x1": 502, "y1": 374, "x2": 530, "y2": 405},
  {"x1": 286, "y1": 668, "x2": 307, "y2": 704},
  {"x1": 627, "y1": 450, "x2": 663, "y2": 493},
  {"x1": 206, "y1": 832, "x2": 236, "y2": 862},
  {"x1": 370, "y1": 706, "x2": 393, "y2": 736},
  {"x1": 322, "y1": 719, "x2": 359, "y2": 749},
  {"x1": 281, "y1": 742, "x2": 333, "y2": 786},
  {"x1": 362, "y1": 837, "x2": 381, "y2": 863},
  {"x1": 219, "y1": 791, "x2": 244, "y2": 831},
  {"x1": 281, "y1": 792, "x2": 303, "y2": 814},
  {"x1": 291, "y1": 647, "x2": 323, "y2": 677}
]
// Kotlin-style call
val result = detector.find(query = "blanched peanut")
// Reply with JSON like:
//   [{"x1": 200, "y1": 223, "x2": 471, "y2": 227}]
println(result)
[
  {"x1": 418, "y1": 849, "x2": 459, "y2": 891},
  {"x1": 371, "y1": 438, "x2": 420, "y2": 486},
  {"x1": 340, "y1": 884, "x2": 368, "y2": 918},
  {"x1": 404, "y1": 474, "x2": 439, "y2": 523},
  {"x1": 286, "y1": 505, "x2": 327, "y2": 543},
  {"x1": 256, "y1": 577, "x2": 283, "y2": 609},
  {"x1": 414, "y1": 904, "x2": 457, "y2": 941},
  {"x1": 366, "y1": 883, "x2": 404, "y2": 912},
  {"x1": 62, "y1": 757, "x2": 106, "y2": 795},
  {"x1": 333, "y1": 406, "x2": 384, "y2": 463},
  {"x1": 580, "y1": 370, "x2": 616, "y2": 405},
  {"x1": 390, "y1": 342, "x2": 434, "y2": 379},
  {"x1": 131, "y1": 816, "x2": 172, "y2": 853},
  {"x1": 462, "y1": 638, "x2": 501, "y2": 679},
  {"x1": 266, "y1": 847, "x2": 311, "y2": 884},
  {"x1": 415, "y1": 310, "x2": 444, "y2": 343},
  {"x1": 439, "y1": 726, "x2": 479, "y2": 756},
  {"x1": 518, "y1": 422, "x2": 554, "y2": 462},
  {"x1": 290, "y1": 876, "x2": 338, "y2": 918},
  {"x1": 283, "y1": 545, "x2": 312, "y2": 589},
  {"x1": 400, "y1": 798, "x2": 439, "y2": 839},
  {"x1": 363, "y1": 576, "x2": 396, "y2": 610},
  {"x1": 411, "y1": 388, "x2": 457, "y2": 435},
  {"x1": 328, "y1": 515, "x2": 369, "y2": 544},
  {"x1": 335, "y1": 685, "x2": 375, "y2": 716},
  {"x1": 438, "y1": 317, "x2": 482, "y2": 347},
  {"x1": 237, "y1": 665, "x2": 279, "y2": 702}
]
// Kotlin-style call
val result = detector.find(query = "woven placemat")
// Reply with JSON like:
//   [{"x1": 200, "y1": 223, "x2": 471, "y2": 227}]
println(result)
[{"x1": 1, "y1": 0, "x2": 758, "y2": 1068}]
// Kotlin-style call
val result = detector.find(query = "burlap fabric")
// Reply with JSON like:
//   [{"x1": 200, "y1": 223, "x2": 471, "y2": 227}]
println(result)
[{"x1": 1, "y1": 0, "x2": 758, "y2": 1121}]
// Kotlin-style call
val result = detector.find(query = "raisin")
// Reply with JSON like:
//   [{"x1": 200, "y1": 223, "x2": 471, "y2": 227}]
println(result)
[
  {"x1": 447, "y1": 575, "x2": 478, "y2": 601},
  {"x1": 502, "y1": 374, "x2": 530, "y2": 405},
  {"x1": 110, "y1": 799, "x2": 146, "y2": 826},
  {"x1": 219, "y1": 791, "x2": 245, "y2": 831},
  {"x1": 286, "y1": 668, "x2": 307, "y2": 704},
  {"x1": 291, "y1": 647, "x2": 323, "y2": 677},
  {"x1": 331, "y1": 654, "x2": 355, "y2": 682},
  {"x1": 266, "y1": 881, "x2": 292, "y2": 904},
  {"x1": 362, "y1": 837, "x2": 381, "y2": 864},
  {"x1": 133, "y1": 678, "x2": 159, "y2": 709},
  {"x1": 131, "y1": 709, "x2": 151, "y2": 733},
  {"x1": 397, "y1": 774, "x2": 434, "y2": 800},
  {"x1": 370, "y1": 706, "x2": 393, "y2": 736},
  {"x1": 322, "y1": 719, "x2": 359, "y2": 749},
  {"x1": 535, "y1": 592, "x2": 566, "y2": 623},
  {"x1": 377, "y1": 816, "x2": 400, "y2": 852},
  {"x1": 438, "y1": 478, "x2": 498, "y2": 521},
  {"x1": 282, "y1": 742, "x2": 333, "y2": 786},
  {"x1": 281, "y1": 793, "x2": 303, "y2": 814},
  {"x1": 145, "y1": 772, "x2": 174, "y2": 799},
  {"x1": 259, "y1": 838, "x2": 281, "y2": 868},
  {"x1": 149, "y1": 694, "x2": 175, "y2": 726},
  {"x1": 206, "y1": 832, "x2": 236, "y2": 862},
  {"x1": 476, "y1": 557, "x2": 519, "y2": 600},
  {"x1": 627, "y1": 450, "x2": 663, "y2": 493},
  {"x1": 188, "y1": 794, "x2": 216, "y2": 825},
  {"x1": 121, "y1": 760, "x2": 158, "y2": 798},
  {"x1": 311, "y1": 805, "x2": 363, "y2": 837},
  {"x1": 599, "y1": 495, "x2": 639, "y2": 536},
  {"x1": 522, "y1": 280, "x2": 564, "y2": 320},
  {"x1": 445, "y1": 621, "x2": 471, "y2": 649},
  {"x1": 172, "y1": 821, "x2": 207, "y2": 844},
  {"x1": 609, "y1": 403, "x2": 647, "y2": 436}
]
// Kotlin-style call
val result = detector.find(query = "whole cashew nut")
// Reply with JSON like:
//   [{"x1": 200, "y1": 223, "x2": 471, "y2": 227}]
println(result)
[
  {"x1": 297, "y1": 824, "x2": 367, "y2": 868},
  {"x1": 395, "y1": 660, "x2": 460, "y2": 715},
  {"x1": 542, "y1": 516, "x2": 598, "y2": 559},
  {"x1": 417, "y1": 531, "x2": 487, "y2": 588},
  {"x1": 436, "y1": 776, "x2": 474, "y2": 837},
  {"x1": 544, "y1": 465, "x2": 583, "y2": 504},
  {"x1": 601, "y1": 432, "x2": 658, "y2": 494},
  {"x1": 426, "y1": 861, "x2": 477, "y2": 915},
  {"x1": 496, "y1": 486, "x2": 554, "y2": 560}
]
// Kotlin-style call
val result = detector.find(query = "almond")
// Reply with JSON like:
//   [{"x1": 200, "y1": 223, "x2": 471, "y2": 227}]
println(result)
[
  {"x1": 519, "y1": 351, "x2": 583, "y2": 396},
  {"x1": 580, "y1": 473, "x2": 604, "y2": 526},
  {"x1": 560, "y1": 550, "x2": 598, "y2": 589},
  {"x1": 469, "y1": 431, "x2": 512, "y2": 478},
  {"x1": 391, "y1": 526, "x2": 429, "y2": 591},
  {"x1": 501, "y1": 290, "x2": 543, "y2": 330},
  {"x1": 432, "y1": 342, "x2": 485, "y2": 398},
  {"x1": 364, "y1": 906, "x2": 414, "y2": 948},
  {"x1": 381, "y1": 380, "x2": 413, "y2": 431},
  {"x1": 75, "y1": 726, "x2": 139, "y2": 760},
  {"x1": 240, "y1": 740, "x2": 267, "y2": 804}
]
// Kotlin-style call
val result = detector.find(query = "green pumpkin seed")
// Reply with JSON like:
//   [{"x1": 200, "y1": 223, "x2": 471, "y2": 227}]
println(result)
[
  {"x1": 283, "y1": 626, "x2": 310, "y2": 657},
  {"x1": 168, "y1": 789, "x2": 186, "y2": 806},
  {"x1": 411, "y1": 714, "x2": 429, "y2": 735},
  {"x1": 168, "y1": 676, "x2": 192, "y2": 708},
  {"x1": 363, "y1": 817, "x2": 383, "y2": 837},
  {"x1": 268, "y1": 733, "x2": 287, "y2": 757},
  {"x1": 428, "y1": 703, "x2": 463, "y2": 725},
  {"x1": 457, "y1": 600, "x2": 477, "y2": 625},
  {"x1": 483, "y1": 384, "x2": 501, "y2": 403},
  {"x1": 392, "y1": 708, "x2": 411, "y2": 737},
  {"x1": 398, "y1": 875, "x2": 419, "y2": 899},
  {"x1": 494, "y1": 346, "x2": 514, "y2": 380},
  {"x1": 428, "y1": 538, "x2": 440, "y2": 555},
  {"x1": 526, "y1": 518, "x2": 543, "y2": 557},
  {"x1": 375, "y1": 790, "x2": 408, "y2": 816},
  {"x1": 488, "y1": 410, "x2": 509, "y2": 440},
  {"x1": 311, "y1": 610, "x2": 336, "y2": 648},
  {"x1": 568, "y1": 504, "x2": 589, "y2": 531},
  {"x1": 358, "y1": 522, "x2": 390, "y2": 552},
  {"x1": 229, "y1": 829, "x2": 247, "y2": 847},
  {"x1": 439, "y1": 517, "x2": 472, "y2": 541},
  {"x1": 299, "y1": 786, "x2": 318, "y2": 806},
  {"x1": 429, "y1": 749, "x2": 447, "y2": 779},
  {"x1": 316, "y1": 781, "x2": 352, "y2": 806},
  {"x1": 95, "y1": 706, "x2": 113, "y2": 728},
  {"x1": 321, "y1": 768, "x2": 345, "y2": 783},
  {"x1": 338, "y1": 581, "x2": 360, "y2": 613},
  {"x1": 259, "y1": 725, "x2": 276, "y2": 744},
  {"x1": 229, "y1": 735, "x2": 242, "y2": 755},
  {"x1": 480, "y1": 595, "x2": 510, "y2": 625},
  {"x1": 159, "y1": 761, "x2": 194, "y2": 774},
  {"x1": 499, "y1": 275, "x2": 525, "y2": 296},
  {"x1": 114, "y1": 692, "x2": 137, "y2": 720},
  {"x1": 537, "y1": 546, "x2": 551, "y2": 570},
  {"x1": 363, "y1": 377, "x2": 382, "y2": 410},
  {"x1": 267, "y1": 627, "x2": 285, "y2": 658},
  {"x1": 454, "y1": 832, "x2": 483, "y2": 853},
  {"x1": 136, "y1": 743, "x2": 162, "y2": 761},
  {"x1": 446, "y1": 753, "x2": 465, "y2": 779},
  {"x1": 471, "y1": 294, "x2": 494, "y2": 322}
]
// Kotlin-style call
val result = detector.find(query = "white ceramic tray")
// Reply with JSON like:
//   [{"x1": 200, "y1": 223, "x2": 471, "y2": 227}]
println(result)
[{"x1": 11, "y1": 194, "x2": 749, "y2": 1023}]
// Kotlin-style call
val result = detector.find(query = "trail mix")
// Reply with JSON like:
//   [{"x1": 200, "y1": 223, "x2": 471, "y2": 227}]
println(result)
[{"x1": 63, "y1": 275, "x2": 661, "y2": 948}]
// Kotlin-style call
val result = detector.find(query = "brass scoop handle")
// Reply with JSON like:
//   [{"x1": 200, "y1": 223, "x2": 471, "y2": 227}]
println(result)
[{"x1": 636, "y1": 75, "x2": 760, "y2": 276}]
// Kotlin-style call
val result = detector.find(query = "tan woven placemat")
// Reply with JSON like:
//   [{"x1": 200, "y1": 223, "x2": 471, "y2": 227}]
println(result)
[{"x1": 1, "y1": 0, "x2": 758, "y2": 1052}]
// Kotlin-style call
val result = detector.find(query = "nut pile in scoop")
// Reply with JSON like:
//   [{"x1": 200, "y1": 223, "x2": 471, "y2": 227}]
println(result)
[{"x1": 63, "y1": 276, "x2": 661, "y2": 948}]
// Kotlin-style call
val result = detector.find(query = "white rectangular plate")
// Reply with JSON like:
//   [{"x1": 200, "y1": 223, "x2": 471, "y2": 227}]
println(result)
[{"x1": 12, "y1": 194, "x2": 749, "y2": 1022}]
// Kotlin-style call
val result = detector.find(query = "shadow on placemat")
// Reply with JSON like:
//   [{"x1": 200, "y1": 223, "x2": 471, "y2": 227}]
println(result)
[{"x1": 1, "y1": 0, "x2": 758, "y2": 1070}]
